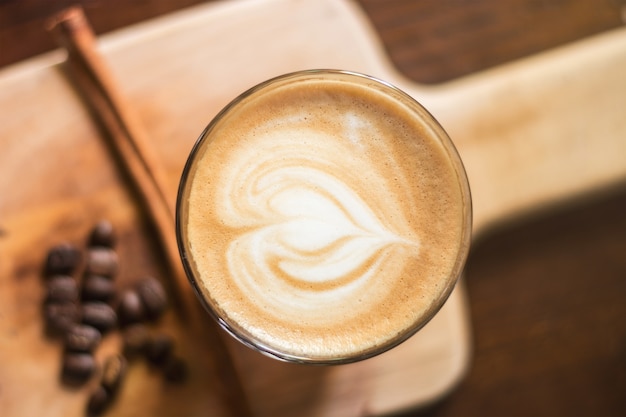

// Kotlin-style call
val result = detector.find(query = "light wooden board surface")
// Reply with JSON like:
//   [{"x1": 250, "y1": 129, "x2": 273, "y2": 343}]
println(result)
[{"x1": 1, "y1": 0, "x2": 625, "y2": 416}]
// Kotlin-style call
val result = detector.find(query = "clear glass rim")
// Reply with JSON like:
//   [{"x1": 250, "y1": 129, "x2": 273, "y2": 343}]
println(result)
[{"x1": 176, "y1": 69, "x2": 472, "y2": 365}]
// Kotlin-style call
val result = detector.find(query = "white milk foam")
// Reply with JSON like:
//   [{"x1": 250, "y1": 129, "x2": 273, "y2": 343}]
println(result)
[
  {"x1": 220, "y1": 126, "x2": 419, "y2": 320},
  {"x1": 184, "y1": 76, "x2": 465, "y2": 360}
]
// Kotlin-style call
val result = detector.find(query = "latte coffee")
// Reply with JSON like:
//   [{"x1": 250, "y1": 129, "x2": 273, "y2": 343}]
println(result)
[{"x1": 177, "y1": 70, "x2": 471, "y2": 363}]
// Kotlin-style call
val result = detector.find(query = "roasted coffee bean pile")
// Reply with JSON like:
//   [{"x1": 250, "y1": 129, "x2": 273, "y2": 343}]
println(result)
[{"x1": 42, "y1": 220, "x2": 187, "y2": 416}]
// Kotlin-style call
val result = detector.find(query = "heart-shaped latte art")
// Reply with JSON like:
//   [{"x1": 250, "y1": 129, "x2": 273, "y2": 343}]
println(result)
[{"x1": 215, "y1": 126, "x2": 420, "y2": 325}]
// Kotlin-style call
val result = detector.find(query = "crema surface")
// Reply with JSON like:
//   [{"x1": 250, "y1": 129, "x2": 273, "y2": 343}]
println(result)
[{"x1": 182, "y1": 74, "x2": 467, "y2": 361}]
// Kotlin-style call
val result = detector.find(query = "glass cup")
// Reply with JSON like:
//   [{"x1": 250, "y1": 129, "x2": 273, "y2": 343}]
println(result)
[{"x1": 176, "y1": 70, "x2": 472, "y2": 364}]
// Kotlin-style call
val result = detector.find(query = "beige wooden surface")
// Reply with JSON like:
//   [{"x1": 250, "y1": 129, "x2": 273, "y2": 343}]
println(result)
[{"x1": 1, "y1": 0, "x2": 625, "y2": 416}]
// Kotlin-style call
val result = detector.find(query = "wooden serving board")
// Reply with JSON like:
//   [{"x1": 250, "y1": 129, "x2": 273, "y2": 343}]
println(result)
[{"x1": 1, "y1": 0, "x2": 625, "y2": 416}]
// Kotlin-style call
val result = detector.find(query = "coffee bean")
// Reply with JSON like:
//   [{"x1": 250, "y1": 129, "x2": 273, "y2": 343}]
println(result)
[
  {"x1": 146, "y1": 333, "x2": 174, "y2": 366},
  {"x1": 122, "y1": 324, "x2": 151, "y2": 358},
  {"x1": 89, "y1": 220, "x2": 116, "y2": 248},
  {"x1": 46, "y1": 275, "x2": 79, "y2": 303},
  {"x1": 117, "y1": 289, "x2": 145, "y2": 326},
  {"x1": 101, "y1": 354, "x2": 127, "y2": 395},
  {"x1": 82, "y1": 302, "x2": 117, "y2": 332},
  {"x1": 45, "y1": 302, "x2": 80, "y2": 335},
  {"x1": 163, "y1": 356, "x2": 188, "y2": 383},
  {"x1": 62, "y1": 352, "x2": 96, "y2": 386},
  {"x1": 85, "y1": 247, "x2": 118, "y2": 277},
  {"x1": 45, "y1": 243, "x2": 81, "y2": 275},
  {"x1": 136, "y1": 277, "x2": 167, "y2": 320},
  {"x1": 65, "y1": 324, "x2": 101, "y2": 352},
  {"x1": 86, "y1": 385, "x2": 110, "y2": 417},
  {"x1": 82, "y1": 274, "x2": 115, "y2": 302}
]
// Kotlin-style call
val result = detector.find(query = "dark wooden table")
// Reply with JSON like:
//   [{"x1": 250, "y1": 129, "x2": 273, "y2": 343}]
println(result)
[{"x1": 2, "y1": 1, "x2": 625, "y2": 416}]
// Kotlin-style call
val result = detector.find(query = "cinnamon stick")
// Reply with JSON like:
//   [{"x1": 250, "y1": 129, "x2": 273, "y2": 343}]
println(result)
[
  {"x1": 47, "y1": 7, "x2": 253, "y2": 417},
  {"x1": 48, "y1": 8, "x2": 175, "y2": 220}
]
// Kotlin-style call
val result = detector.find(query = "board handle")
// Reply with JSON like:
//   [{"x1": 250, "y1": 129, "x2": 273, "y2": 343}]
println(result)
[{"x1": 395, "y1": 28, "x2": 626, "y2": 235}]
